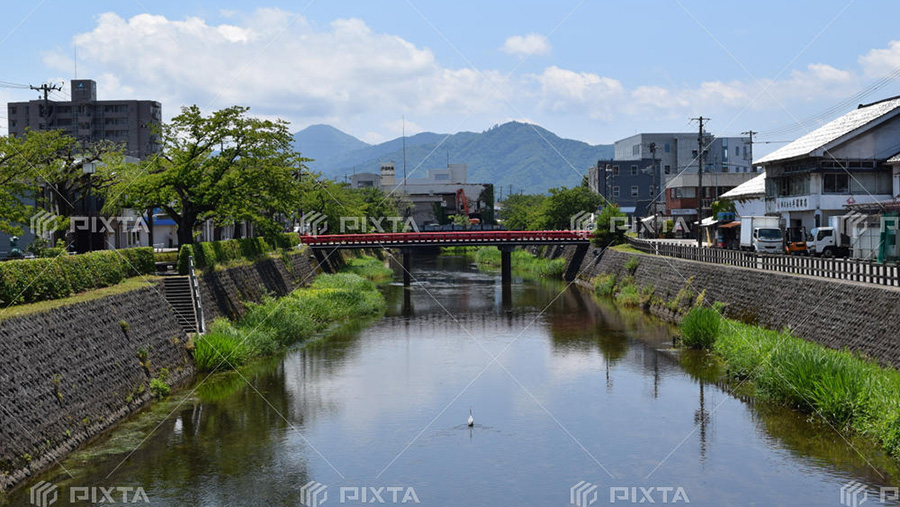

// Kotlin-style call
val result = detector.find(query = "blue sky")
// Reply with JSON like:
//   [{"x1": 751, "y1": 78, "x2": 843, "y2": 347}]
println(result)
[{"x1": 2, "y1": 1, "x2": 900, "y2": 159}]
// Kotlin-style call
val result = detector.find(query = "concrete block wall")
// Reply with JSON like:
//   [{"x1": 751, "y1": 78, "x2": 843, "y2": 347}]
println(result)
[
  {"x1": 0, "y1": 248, "x2": 322, "y2": 492},
  {"x1": 568, "y1": 245, "x2": 900, "y2": 368},
  {"x1": 0, "y1": 285, "x2": 193, "y2": 491}
]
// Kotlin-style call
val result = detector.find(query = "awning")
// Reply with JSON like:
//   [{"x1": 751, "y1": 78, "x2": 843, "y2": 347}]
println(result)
[
  {"x1": 620, "y1": 206, "x2": 637, "y2": 214},
  {"x1": 718, "y1": 221, "x2": 741, "y2": 229},
  {"x1": 699, "y1": 217, "x2": 718, "y2": 227}
]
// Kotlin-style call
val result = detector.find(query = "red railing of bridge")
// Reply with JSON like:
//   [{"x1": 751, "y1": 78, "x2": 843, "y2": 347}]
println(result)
[{"x1": 300, "y1": 230, "x2": 592, "y2": 246}]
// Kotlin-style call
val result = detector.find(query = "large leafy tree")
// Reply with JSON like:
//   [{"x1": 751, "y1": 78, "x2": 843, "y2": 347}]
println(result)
[
  {"x1": 535, "y1": 185, "x2": 606, "y2": 230},
  {"x1": 499, "y1": 193, "x2": 546, "y2": 230},
  {"x1": 103, "y1": 105, "x2": 306, "y2": 245},
  {"x1": 0, "y1": 130, "x2": 120, "y2": 239}
]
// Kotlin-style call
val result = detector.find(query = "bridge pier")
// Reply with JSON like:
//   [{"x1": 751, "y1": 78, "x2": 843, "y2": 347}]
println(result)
[
  {"x1": 402, "y1": 248, "x2": 412, "y2": 287},
  {"x1": 499, "y1": 246, "x2": 513, "y2": 286}
]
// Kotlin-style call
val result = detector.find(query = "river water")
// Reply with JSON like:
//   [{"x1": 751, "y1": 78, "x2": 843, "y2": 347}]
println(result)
[{"x1": 8, "y1": 254, "x2": 900, "y2": 506}]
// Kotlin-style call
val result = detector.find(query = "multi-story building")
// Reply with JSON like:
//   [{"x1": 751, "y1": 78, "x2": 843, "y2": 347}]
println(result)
[
  {"x1": 757, "y1": 96, "x2": 900, "y2": 232},
  {"x1": 349, "y1": 162, "x2": 493, "y2": 229},
  {"x1": 588, "y1": 132, "x2": 757, "y2": 221},
  {"x1": 7, "y1": 79, "x2": 161, "y2": 159}
]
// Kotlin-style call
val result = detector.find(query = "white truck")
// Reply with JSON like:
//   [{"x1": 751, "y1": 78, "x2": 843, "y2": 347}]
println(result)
[
  {"x1": 808, "y1": 216, "x2": 852, "y2": 258},
  {"x1": 740, "y1": 216, "x2": 783, "y2": 253}
]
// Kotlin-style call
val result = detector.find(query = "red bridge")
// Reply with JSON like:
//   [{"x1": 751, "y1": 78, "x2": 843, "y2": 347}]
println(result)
[
  {"x1": 300, "y1": 230, "x2": 591, "y2": 249},
  {"x1": 300, "y1": 230, "x2": 593, "y2": 285}
]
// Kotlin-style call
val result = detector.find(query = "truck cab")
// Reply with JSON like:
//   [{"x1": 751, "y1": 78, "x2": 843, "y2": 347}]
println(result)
[
  {"x1": 808, "y1": 227, "x2": 850, "y2": 258},
  {"x1": 753, "y1": 227, "x2": 783, "y2": 253}
]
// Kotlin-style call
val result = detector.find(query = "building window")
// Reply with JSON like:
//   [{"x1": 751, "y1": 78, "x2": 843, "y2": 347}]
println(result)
[
  {"x1": 631, "y1": 185, "x2": 639, "y2": 197},
  {"x1": 8, "y1": 106, "x2": 16, "y2": 115},
  {"x1": 823, "y1": 173, "x2": 849, "y2": 194},
  {"x1": 692, "y1": 150, "x2": 698, "y2": 158},
  {"x1": 632, "y1": 145, "x2": 640, "y2": 156},
  {"x1": 673, "y1": 187, "x2": 696, "y2": 199},
  {"x1": 664, "y1": 143, "x2": 670, "y2": 153},
  {"x1": 612, "y1": 165, "x2": 619, "y2": 175},
  {"x1": 648, "y1": 185, "x2": 655, "y2": 197},
  {"x1": 613, "y1": 186, "x2": 620, "y2": 198},
  {"x1": 631, "y1": 165, "x2": 637, "y2": 175},
  {"x1": 664, "y1": 164, "x2": 671, "y2": 174},
  {"x1": 734, "y1": 147, "x2": 739, "y2": 156}
]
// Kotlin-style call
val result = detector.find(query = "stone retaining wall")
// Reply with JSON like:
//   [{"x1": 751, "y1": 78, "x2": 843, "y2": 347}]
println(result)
[
  {"x1": 0, "y1": 248, "x2": 322, "y2": 493},
  {"x1": 0, "y1": 286, "x2": 193, "y2": 491},
  {"x1": 567, "y1": 245, "x2": 900, "y2": 368}
]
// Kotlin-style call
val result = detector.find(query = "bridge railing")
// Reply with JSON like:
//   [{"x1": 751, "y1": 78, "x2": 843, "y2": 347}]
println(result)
[
  {"x1": 300, "y1": 230, "x2": 593, "y2": 246},
  {"x1": 625, "y1": 237, "x2": 900, "y2": 288}
]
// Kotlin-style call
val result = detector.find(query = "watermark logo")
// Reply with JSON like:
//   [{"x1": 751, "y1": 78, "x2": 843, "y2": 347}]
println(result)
[
  {"x1": 29, "y1": 211, "x2": 59, "y2": 239},
  {"x1": 69, "y1": 216, "x2": 150, "y2": 234},
  {"x1": 28, "y1": 482, "x2": 149, "y2": 505},
  {"x1": 301, "y1": 481, "x2": 328, "y2": 507},
  {"x1": 570, "y1": 480, "x2": 598, "y2": 506},
  {"x1": 29, "y1": 481, "x2": 57, "y2": 507},
  {"x1": 609, "y1": 486, "x2": 690, "y2": 504},
  {"x1": 340, "y1": 216, "x2": 419, "y2": 234},
  {"x1": 300, "y1": 482, "x2": 420, "y2": 505},
  {"x1": 841, "y1": 481, "x2": 869, "y2": 507},
  {"x1": 570, "y1": 211, "x2": 595, "y2": 232},
  {"x1": 301, "y1": 212, "x2": 329, "y2": 236}
]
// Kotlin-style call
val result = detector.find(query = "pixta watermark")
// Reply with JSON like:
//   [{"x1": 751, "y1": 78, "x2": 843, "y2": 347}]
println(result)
[
  {"x1": 840, "y1": 480, "x2": 899, "y2": 507},
  {"x1": 29, "y1": 481, "x2": 150, "y2": 506},
  {"x1": 300, "y1": 481, "x2": 420, "y2": 506},
  {"x1": 570, "y1": 212, "x2": 694, "y2": 236},
  {"x1": 570, "y1": 481, "x2": 690, "y2": 505},
  {"x1": 30, "y1": 210, "x2": 150, "y2": 237}
]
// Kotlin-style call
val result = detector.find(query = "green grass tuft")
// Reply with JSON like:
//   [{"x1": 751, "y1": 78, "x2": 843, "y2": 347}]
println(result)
[{"x1": 679, "y1": 306, "x2": 721, "y2": 349}]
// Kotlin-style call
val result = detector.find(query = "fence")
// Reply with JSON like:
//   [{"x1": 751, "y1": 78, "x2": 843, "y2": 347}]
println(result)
[{"x1": 626, "y1": 237, "x2": 900, "y2": 288}]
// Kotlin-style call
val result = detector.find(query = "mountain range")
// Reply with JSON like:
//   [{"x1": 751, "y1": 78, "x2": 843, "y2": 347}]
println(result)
[{"x1": 292, "y1": 122, "x2": 613, "y2": 195}]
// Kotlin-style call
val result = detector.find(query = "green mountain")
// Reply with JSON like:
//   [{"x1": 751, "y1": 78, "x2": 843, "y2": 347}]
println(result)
[
  {"x1": 294, "y1": 121, "x2": 613, "y2": 195},
  {"x1": 293, "y1": 124, "x2": 371, "y2": 167}
]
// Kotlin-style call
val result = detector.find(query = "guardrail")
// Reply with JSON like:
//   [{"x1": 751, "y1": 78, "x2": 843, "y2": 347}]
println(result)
[
  {"x1": 300, "y1": 230, "x2": 592, "y2": 247},
  {"x1": 626, "y1": 237, "x2": 900, "y2": 288}
]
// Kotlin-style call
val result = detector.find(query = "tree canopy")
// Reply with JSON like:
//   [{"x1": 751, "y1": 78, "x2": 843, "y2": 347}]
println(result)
[{"x1": 102, "y1": 105, "x2": 307, "y2": 245}]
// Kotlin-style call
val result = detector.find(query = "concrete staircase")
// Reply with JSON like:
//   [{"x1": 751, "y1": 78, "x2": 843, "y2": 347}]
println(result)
[{"x1": 162, "y1": 276, "x2": 199, "y2": 334}]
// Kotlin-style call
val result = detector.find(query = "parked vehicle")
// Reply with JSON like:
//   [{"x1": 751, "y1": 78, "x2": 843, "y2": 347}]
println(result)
[
  {"x1": 740, "y1": 216, "x2": 783, "y2": 253},
  {"x1": 784, "y1": 226, "x2": 808, "y2": 255},
  {"x1": 809, "y1": 216, "x2": 852, "y2": 258}
]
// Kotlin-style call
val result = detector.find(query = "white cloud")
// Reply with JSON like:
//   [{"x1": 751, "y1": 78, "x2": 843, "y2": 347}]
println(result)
[
  {"x1": 501, "y1": 33, "x2": 551, "y2": 56},
  {"x1": 45, "y1": 9, "x2": 506, "y2": 128},
  {"x1": 859, "y1": 40, "x2": 900, "y2": 78},
  {"x1": 531, "y1": 66, "x2": 624, "y2": 119}
]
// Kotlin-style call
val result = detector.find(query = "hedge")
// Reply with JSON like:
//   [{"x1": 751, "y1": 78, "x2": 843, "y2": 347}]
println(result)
[
  {"x1": 0, "y1": 247, "x2": 155, "y2": 306},
  {"x1": 180, "y1": 233, "x2": 301, "y2": 274}
]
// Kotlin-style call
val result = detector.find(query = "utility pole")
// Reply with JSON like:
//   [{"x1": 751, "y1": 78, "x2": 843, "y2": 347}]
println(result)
[
  {"x1": 742, "y1": 130, "x2": 757, "y2": 170},
  {"x1": 30, "y1": 82, "x2": 62, "y2": 101},
  {"x1": 691, "y1": 116, "x2": 708, "y2": 247}
]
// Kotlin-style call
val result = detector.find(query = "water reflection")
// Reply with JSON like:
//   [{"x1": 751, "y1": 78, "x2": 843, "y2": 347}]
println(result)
[{"x1": 8, "y1": 253, "x2": 900, "y2": 506}]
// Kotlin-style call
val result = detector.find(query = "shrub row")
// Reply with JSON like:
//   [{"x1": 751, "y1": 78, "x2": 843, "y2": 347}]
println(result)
[
  {"x1": 178, "y1": 233, "x2": 301, "y2": 274},
  {"x1": 473, "y1": 247, "x2": 566, "y2": 279},
  {"x1": 0, "y1": 247, "x2": 155, "y2": 306}
]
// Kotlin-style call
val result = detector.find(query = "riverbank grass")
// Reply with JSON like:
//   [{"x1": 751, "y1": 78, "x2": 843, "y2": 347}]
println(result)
[
  {"x1": 192, "y1": 273, "x2": 385, "y2": 372},
  {"x1": 696, "y1": 311, "x2": 900, "y2": 456},
  {"x1": 343, "y1": 255, "x2": 393, "y2": 282},
  {"x1": 473, "y1": 247, "x2": 566, "y2": 278}
]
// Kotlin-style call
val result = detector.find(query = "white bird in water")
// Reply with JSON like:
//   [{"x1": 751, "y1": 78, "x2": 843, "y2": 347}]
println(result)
[{"x1": 468, "y1": 407, "x2": 474, "y2": 427}]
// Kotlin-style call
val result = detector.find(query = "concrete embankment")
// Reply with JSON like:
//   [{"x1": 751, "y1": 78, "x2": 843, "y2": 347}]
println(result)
[
  {"x1": 0, "y1": 249, "x2": 320, "y2": 492},
  {"x1": 556, "y1": 245, "x2": 900, "y2": 369}
]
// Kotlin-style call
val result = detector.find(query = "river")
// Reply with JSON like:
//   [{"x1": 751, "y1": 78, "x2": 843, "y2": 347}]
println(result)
[{"x1": 8, "y1": 253, "x2": 900, "y2": 506}]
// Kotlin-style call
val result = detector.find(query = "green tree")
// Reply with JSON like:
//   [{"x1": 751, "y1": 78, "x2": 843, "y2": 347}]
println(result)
[
  {"x1": 0, "y1": 130, "x2": 120, "y2": 241},
  {"x1": 499, "y1": 193, "x2": 545, "y2": 230},
  {"x1": 593, "y1": 204, "x2": 626, "y2": 247},
  {"x1": 102, "y1": 105, "x2": 306, "y2": 245},
  {"x1": 535, "y1": 185, "x2": 606, "y2": 230}
]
